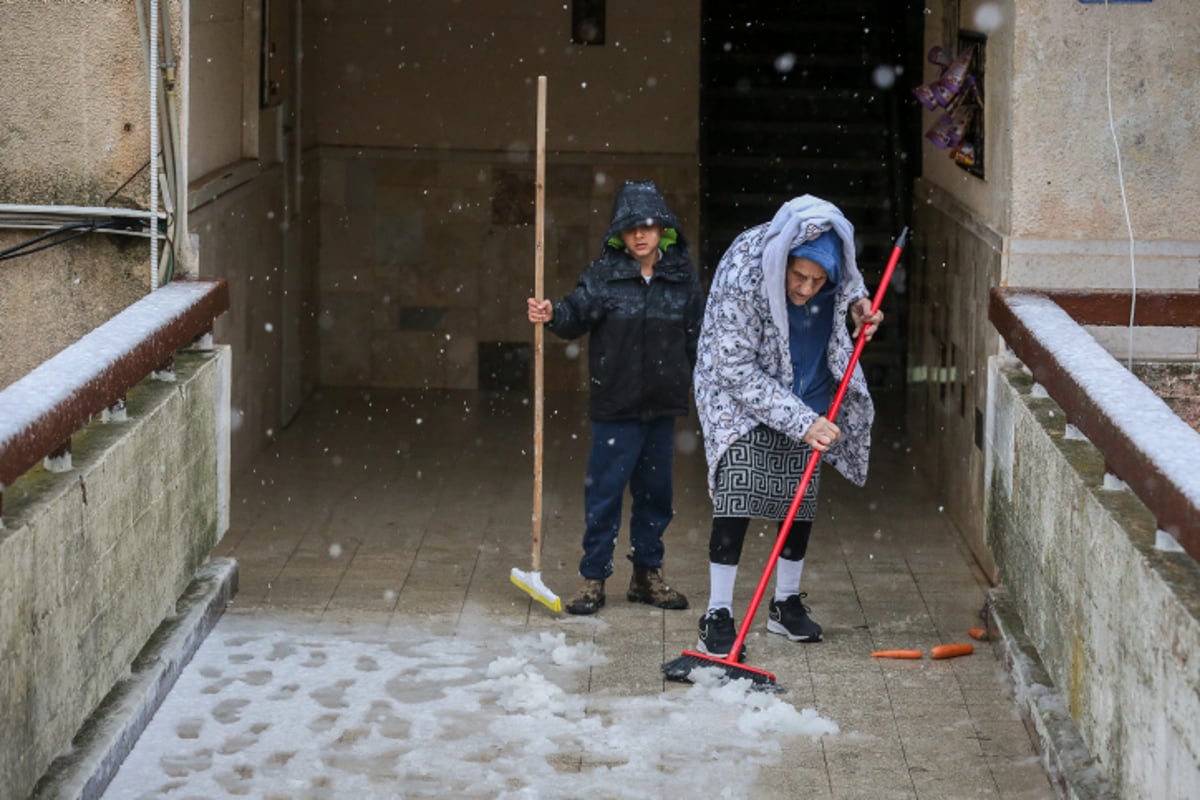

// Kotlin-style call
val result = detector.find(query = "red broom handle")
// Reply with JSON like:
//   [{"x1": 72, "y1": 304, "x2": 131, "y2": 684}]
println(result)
[{"x1": 726, "y1": 227, "x2": 909, "y2": 660}]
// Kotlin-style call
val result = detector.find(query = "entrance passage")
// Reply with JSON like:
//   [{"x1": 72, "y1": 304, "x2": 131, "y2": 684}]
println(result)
[{"x1": 699, "y1": 0, "x2": 924, "y2": 389}]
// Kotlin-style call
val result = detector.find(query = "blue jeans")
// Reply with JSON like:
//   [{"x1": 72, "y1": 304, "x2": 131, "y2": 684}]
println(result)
[{"x1": 579, "y1": 417, "x2": 676, "y2": 580}]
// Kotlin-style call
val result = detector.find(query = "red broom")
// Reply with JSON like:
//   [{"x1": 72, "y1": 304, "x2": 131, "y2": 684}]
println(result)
[{"x1": 662, "y1": 227, "x2": 909, "y2": 690}]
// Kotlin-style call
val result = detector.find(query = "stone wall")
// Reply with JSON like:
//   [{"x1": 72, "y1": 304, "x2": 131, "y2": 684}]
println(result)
[
  {"x1": 0, "y1": 347, "x2": 231, "y2": 800},
  {"x1": 907, "y1": 180, "x2": 1003, "y2": 578},
  {"x1": 0, "y1": 0, "x2": 177, "y2": 389},
  {"x1": 304, "y1": 1, "x2": 702, "y2": 392},
  {"x1": 984, "y1": 359, "x2": 1200, "y2": 800},
  {"x1": 315, "y1": 147, "x2": 698, "y2": 391},
  {"x1": 190, "y1": 167, "x2": 310, "y2": 477}
]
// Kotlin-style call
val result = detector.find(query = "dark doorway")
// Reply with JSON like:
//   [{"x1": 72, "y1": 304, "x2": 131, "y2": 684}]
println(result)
[{"x1": 699, "y1": 1, "x2": 925, "y2": 390}]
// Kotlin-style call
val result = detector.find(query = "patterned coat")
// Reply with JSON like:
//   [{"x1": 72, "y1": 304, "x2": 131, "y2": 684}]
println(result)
[{"x1": 693, "y1": 196, "x2": 876, "y2": 496}]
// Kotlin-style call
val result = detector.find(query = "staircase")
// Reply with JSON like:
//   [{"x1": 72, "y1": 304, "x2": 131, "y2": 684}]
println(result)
[{"x1": 700, "y1": 0, "x2": 921, "y2": 388}]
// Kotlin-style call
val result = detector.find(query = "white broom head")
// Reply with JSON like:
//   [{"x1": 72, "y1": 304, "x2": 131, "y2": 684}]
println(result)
[{"x1": 510, "y1": 567, "x2": 563, "y2": 613}]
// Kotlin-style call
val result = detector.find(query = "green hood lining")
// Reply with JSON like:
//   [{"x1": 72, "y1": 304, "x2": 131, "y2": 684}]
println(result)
[{"x1": 606, "y1": 226, "x2": 679, "y2": 251}]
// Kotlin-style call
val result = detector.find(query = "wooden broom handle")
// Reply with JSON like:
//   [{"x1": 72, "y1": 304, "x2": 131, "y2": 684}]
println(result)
[{"x1": 532, "y1": 76, "x2": 547, "y2": 571}]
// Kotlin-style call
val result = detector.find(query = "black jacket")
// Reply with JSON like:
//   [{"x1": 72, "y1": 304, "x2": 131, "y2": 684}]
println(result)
[{"x1": 548, "y1": 182, "x2": 704, "y2": 422}]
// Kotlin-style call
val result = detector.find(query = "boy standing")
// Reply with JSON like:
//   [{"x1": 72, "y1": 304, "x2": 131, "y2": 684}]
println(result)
[{"x1": 527, "y1": 180, "x2": 703, "y2": 615}]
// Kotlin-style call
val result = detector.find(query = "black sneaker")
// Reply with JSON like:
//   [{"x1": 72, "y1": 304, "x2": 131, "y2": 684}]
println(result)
[
  {"x1": 697, "y1": 608, "x2": 745, "y2": 660},
  {"x1": 767, "y1": 593, "x2": 823, "y2": 642}
]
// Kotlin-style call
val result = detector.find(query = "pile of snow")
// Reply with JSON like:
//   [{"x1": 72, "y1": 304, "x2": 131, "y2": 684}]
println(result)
[{"x1": 103, "y1": 616, "x2": 837, "y2": 799}]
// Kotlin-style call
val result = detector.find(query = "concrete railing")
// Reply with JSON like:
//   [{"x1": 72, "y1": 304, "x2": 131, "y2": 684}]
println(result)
[
  {"x1": 986, "y1": 288, "x2": 1200, "y2": 800},
  {"x1": 0, "y1": 281, "x2": 231, "y2": 800},
  {"x1": 989, "y1": 288, "x2": 1200, "y2": 562},
  {"x1": 0, "y1": 279, "x2": 229, "y2": 521}
]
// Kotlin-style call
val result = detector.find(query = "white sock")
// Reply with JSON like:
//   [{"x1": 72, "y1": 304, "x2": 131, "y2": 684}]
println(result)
[
  {"x1": 774, "y1": 557, "x2": 804, "y2": 603},
  {"x1": 707, "y1": 563, "x2": 738, "y2": 612}
]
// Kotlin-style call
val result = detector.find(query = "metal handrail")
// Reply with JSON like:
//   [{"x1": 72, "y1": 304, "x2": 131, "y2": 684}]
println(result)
[
  {"x1": 0, "y1": 279, "x2": 229, "y2": 518},
  {"x1": 989, "y1": 287, "x2": 1200, "y2": 562}
]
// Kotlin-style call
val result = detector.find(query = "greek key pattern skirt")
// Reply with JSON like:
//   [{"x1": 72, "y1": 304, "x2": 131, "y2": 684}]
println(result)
[{"x1": 712, "y1": 424, "x2": 821, "y2": 521}]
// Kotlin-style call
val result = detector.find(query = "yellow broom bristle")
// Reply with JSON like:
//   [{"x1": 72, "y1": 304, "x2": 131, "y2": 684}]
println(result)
[{"x1": 510, "y1": 569, "x2": 563, "y2": 613}]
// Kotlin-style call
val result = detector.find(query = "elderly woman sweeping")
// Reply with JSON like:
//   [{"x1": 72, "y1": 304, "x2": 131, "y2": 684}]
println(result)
[{"x1": 692, "y1": 195, "x2": 883, "y2": 660}]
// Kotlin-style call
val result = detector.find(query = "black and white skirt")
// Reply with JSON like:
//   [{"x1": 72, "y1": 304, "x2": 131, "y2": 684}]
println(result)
[{"x1": 712, "y1": 425, "x2": 821, "y2": 521}]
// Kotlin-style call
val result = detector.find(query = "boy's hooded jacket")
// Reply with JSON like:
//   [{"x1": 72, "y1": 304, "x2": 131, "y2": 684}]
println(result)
[
  {"x1": 547, "y1": 181, "x2": 704, "y2": 422},
  {"x1": 693, "y1": 195, "x2": 876, "y2": 495}
]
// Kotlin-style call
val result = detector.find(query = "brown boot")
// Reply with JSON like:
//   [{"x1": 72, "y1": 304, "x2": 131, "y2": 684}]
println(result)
[
  {"x1": 627, "y1": 568, "x2": 688, "y2": 610},
  {"x1": 565, "y1": 578, "x2": 605, "y2": 615}
]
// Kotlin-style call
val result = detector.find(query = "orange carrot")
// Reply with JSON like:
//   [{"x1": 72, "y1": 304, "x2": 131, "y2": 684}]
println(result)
[
  {"x1": 931, "y1": 643, "x2": 974, "y2": 659},
  {"x1": 968, "y1": 627, "x2": 989, "y2": 641},
  {"x1": 871, "y1": 649, "x2": 923, "y2": 659}
]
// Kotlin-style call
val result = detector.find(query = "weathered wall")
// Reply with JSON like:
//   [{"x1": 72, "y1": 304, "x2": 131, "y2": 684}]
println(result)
[
  {"x1": 995, "y1": 0, "x2": 1200, "y2": 358},
  {"x1": 304, "y1": 0, "x2": 698, "y2": 155},
  {"x1": 0, "y1": 1, "x2": 149, "y2": 204},
  {"x1": 0, "y1": 347, "x2": 231, "y2": 800},
  {"x1": 919, "y1": 0, "x2": 1200, "y2": 247},
  {"x1": 190, "y1": 176, "x2": 292, "y2": 475},
  {"x1": 305, "y1": 1, "x2": 701, "y2": 389},
  {"x1": 188, "y1": 0, "x2": 315, "y2": 472},
  {"x1": 1005, "y1": 0, "x2": 1200, "y2": 361},
  {"x1": 918, "y1": 0, "x2": 1014, "y2": 235},
  {"x1": 0, "y1": 240, "x2": 147, "y2": 390},
  {"x1": 1009, "y1": 0, "x2": 1200, "y2": 242},
  {"x1": 911, "y1": 0, "x2": 1200, "y2": 573},
  {"x1": 0, "y1": 0, "x2": 178, "y2": 388},
  {"x1": 315, "y1": 149, "x2": 697, "y2": 390},
  {"x1": 186, "y1": 0, "x2": 256, "y2": 181},
  {"x1": 984, "y1": 359, "x2": 1200, "y2": 800},
  {"x1": 908, "y1": 181, "x2": 1003, "y2": 578}
]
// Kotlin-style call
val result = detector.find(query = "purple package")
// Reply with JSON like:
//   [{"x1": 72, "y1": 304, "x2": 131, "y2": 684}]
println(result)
[
  {"x1": 913, "y1": 82, "x2": 940, "y2": 111},
  {"x1": 925, "y1": 114, "x2": 957, "y2": 149}
]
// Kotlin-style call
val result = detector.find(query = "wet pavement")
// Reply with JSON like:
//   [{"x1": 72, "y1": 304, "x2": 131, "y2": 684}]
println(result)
[{"x1": 196, "y1": 385, "x2": 1056, "y2": 799}]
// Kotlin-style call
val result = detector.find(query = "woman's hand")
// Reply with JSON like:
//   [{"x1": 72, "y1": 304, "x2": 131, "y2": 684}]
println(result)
[
  {"x1": 527, "y1": 298, "x2": 553, "y2": 324},
  {"x1": 803, "y1": 416, "x2": 841, "y2": 452},
  {"x1": 850, "y1": 297, "x2": 883, "y2": 341}
]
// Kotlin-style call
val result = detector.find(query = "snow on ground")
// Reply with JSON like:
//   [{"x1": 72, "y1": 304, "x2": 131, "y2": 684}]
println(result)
[{"x1": 102, "y1": 615, "x2": 837, "y2": 799}]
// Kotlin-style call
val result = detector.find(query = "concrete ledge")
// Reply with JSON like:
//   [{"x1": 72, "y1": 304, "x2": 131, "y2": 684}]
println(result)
[
  {"x1": 989, "y1": 588, "x2": 1117, "y2": 800},
  {"x1": 985, "y1": 359, "x2": 1200, "y2": 800},
  {"x1": 31, "y1": 557, "x2": 238, "y2": 800}
]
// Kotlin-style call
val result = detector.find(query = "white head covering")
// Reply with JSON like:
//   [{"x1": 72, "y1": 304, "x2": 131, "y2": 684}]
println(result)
[{"x1": 759, "y1": 195, "x2": 858, "y2": 335}]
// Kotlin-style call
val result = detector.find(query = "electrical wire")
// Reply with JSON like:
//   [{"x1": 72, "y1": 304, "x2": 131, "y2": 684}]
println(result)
[
  {"x1": 105, "y1": 159, "x2": 152, "y2": 206},
  {"x1": 0, "y1": 214, "x2": 166, "y2": 263},
  {"x1": 1103, "y1": 0, "x2": 1138, "y2": 368},
  {"x1": 0, "y1": 220, "x2": 125, "y2": 262},
  {"x1": 0, "y1": 159, "x2": 168, "y2": 265}
]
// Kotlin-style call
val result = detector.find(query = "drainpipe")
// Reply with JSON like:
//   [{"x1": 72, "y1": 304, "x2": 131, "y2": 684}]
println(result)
[{"x1": 149, "y1": 0, "x2": 160, "y2": 290}]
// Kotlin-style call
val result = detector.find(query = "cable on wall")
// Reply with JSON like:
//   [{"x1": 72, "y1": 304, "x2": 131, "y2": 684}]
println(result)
[{"x1": 1103, "y1": 0, "x2": 1138, "y2": 368}]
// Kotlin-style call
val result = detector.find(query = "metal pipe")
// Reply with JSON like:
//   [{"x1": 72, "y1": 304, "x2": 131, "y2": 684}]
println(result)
[
  {"x1": 0, "y1": 204, "x2": 165, "y2": 220},
  {"x1": 149, "y1": 0, "x2": 160, "y2": 289}
]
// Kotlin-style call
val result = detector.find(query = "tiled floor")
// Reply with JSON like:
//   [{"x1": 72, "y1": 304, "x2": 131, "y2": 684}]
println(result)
[{"x1": 212, "y1": 386, "x2": 1056, "y2": 799}]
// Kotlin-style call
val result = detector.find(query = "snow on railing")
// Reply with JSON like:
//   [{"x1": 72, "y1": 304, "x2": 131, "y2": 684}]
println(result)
[
  {"x1": 0, "y1": 279, "x2": 229, "y2": 522},
  {"x1": 989, "y1": 288, "x2": 1200, "y2": 563}
]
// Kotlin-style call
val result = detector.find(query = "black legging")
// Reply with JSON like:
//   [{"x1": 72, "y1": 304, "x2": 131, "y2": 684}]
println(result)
[{"x1": 709, "y1": 516, "x2": 814, "y2": 566}]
